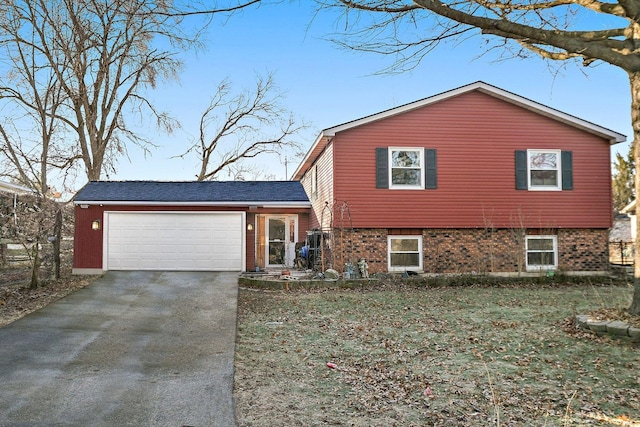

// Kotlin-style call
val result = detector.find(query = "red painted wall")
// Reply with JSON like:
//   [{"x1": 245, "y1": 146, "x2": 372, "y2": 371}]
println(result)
[
  {"x1": 331, "y1": 91, "x2": 614, "y2": 229},
  {"x1": 74, "y1": 205, "x2": 104, "y2": 269},
  {"x1": 74, "y1": 204, "x2": 310, "y2": 270}
]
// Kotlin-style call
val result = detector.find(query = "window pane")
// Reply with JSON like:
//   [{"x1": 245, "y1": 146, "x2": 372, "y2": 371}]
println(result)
[
  {"x1": 527, "y1": 252, "x2": 555, "y2": 266},
  {"x1": 391, "y1": 238, "x2": 419, "y2": 252},
  {"x1": 390, "y1": 253, "x2": 420, "y2": 267},
  {"x1": 541, "y1": 252, "x2": 555, "y2": 265},
  {"x1": 527, "y1": 252, "x2": 543, "y2": 266},
  {"x1": 269, "y1": 242, "x2": 285, "y2": 264},
  {"x1": 527, "y1": 238, "x2": 554, "y2": 251},
  {"x1": 530, "y1": 170, "x2": 557, "y2": 186},
  {"x1": 392, "y1": 169, "x2": 421, "y2": 185},
  {"x1": 392, "y1": 150, "x2": 420, "y2": 168},
  {"x1": 530, "y1": 153, "x2": 557, "y2": 170},
  {"x1": 269, "y1": 218, "x2": 285, "y2": 240}
]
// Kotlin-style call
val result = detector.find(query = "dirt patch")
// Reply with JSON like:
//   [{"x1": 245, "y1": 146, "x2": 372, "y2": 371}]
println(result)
[
  {"x1": 0, "y1": 271, "x2": 97, "y2": 327},
  {"x1": 234, "y1": 282, "x2": 640, "y2": 426}
]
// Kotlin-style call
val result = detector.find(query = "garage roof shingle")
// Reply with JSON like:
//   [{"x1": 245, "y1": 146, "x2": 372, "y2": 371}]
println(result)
[{"x1": 74, "y1": 181, "x2": 310, "y2": 204}]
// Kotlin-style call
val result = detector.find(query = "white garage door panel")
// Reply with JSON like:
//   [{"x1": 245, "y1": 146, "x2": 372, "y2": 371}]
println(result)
[{"x1": 106, "y1": 212, "x2": 243, "y2": 271}]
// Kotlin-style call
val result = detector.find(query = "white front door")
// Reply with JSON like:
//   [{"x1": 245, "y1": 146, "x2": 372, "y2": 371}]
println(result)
[{"x1": 266, "y1": 215, "x2": 297, "y2": 267}]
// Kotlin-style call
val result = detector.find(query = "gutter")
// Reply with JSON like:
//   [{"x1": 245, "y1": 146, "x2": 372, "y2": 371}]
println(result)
[{"x1": 74, "y1": 200, "x2": 312, "y2": 209}]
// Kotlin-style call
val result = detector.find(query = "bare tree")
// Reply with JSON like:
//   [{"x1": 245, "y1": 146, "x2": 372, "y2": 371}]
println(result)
[
  {"x1": 318, "y1": 0, "x2": 640, "y2": 314},
  {"x1": 181, "y1": 74, "x2": 304, "y2": 181},
  {"x1": 0, "y1": 0, "x2": 260, "y2": 183},
  {"x1": 0, "y1": 0, "x2": 260, "y2": 283},
  {"x1": 0, "y1": 18, "x2": 73, "y2": 196}
]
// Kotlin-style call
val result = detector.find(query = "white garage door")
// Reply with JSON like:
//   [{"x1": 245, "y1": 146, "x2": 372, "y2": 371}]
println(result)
[{"x1": 105, "y1": 212, "x2": 244, "y2": 271}]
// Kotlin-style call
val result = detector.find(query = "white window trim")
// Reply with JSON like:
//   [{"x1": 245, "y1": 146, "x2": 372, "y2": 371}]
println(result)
[
  {"x1": 527, "y1": 149, "x2": 562, "y2": 191},
  {"x1": 388, "y1": 147, "x2": 424, "y2": 190},
  {"x1": 388, "y1": 235, "x2": 423, "y2": 272},
  {"x1": 525, "y1": 235, "x2": 558, "y2": 271}
]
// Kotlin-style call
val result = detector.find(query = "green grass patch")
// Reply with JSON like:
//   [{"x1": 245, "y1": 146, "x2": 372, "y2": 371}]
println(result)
[{"x1": 234, "y1": 282, "x2": 640, "y2": 426}]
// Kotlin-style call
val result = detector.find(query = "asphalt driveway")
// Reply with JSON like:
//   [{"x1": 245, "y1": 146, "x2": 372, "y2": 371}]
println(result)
[{"x1": 0, "y1": 271, "x2": 239, "y2": 427}]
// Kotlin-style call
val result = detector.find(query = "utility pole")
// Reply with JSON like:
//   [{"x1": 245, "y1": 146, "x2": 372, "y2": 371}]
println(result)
[{"x1": 283, "y1": 156, "x2": 288, "y2": 180}]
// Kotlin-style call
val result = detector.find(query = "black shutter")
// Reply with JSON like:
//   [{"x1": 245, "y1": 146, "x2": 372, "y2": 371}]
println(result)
[
  {"x1": 515, "y1": 150, "x2": 527, "y2": 190},
  {"x1": 376, "y1": 148, "x2": 388, "y2": 189},
  {"x1": 562, "y1": 151, "x2": 573, "y2": 190},
  {"x1": 425, "y1": 149, "x2": 437, "y2": 189}
]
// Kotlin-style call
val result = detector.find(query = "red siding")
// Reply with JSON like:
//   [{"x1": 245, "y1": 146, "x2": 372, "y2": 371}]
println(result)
[
  {"x1": 73, "y1": 205, "x2": 104, "y2": 269},
  {"x1": 74, "y1": 204, "x2": 309, "y2": 270},
  {"x1": 331, "y1": 91, "x2": 613, "y2": 229}
]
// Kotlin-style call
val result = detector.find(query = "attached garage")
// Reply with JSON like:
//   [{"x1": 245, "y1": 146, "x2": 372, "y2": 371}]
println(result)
[
  {"x1": 72, "y1": 181, "x2": 311, "y2": 274},
  {"x1": 105, "y1": 212, "x2": 244, "y2": 271}
]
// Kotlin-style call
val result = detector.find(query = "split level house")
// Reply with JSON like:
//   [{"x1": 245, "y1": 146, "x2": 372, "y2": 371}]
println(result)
[
  {"x1": 72, "y1": 82, "x2": 625, "y2": 276},
  {"x1": 293, "y1": 82, "x2": 626, "y2": 275}
]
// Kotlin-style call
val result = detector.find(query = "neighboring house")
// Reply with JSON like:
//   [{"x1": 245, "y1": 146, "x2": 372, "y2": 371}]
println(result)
[
  {"x1": 72, "y1": 181, "x2": 310, "y2": 274},
  {"x1": 292, "y1": 82, "x2": 626, "y2": 275},
  {"x1": 0, "y1": 180, "x2": 35, "y2": 196},
  {"x1": 609, "y1": 212, "x2": 634, "y2": 265},
  {"x1": 0, "y1": 180, "x2": 36, "y2": 228},
  {"x1": 621, "y1": 200, "x2": 637, "y2": 240}
]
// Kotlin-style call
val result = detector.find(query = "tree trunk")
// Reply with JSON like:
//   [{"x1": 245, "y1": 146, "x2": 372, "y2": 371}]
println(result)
[
  {"x1": 29, "y1": 239, "x2": 40, "y2": 290},
  {"x1": 630, "y1": 71, "x2": 640, "y2": 315},
  {"x1": 52, "y1": 206, "x2": 62, "y2": 280}
]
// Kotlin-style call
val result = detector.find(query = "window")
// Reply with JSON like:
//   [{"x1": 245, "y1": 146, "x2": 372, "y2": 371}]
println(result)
[
  {"x1": 389, "y1": 148, "x2": 424, "y2": 189},
  {"x1": 525, "y1": 235, "x2": 557, "y2": 271},
  {"x1": 310, "y1": 165, "x2": 318, "y2": 200},
  {"x1": 529, "y1": 150, "x2": 560, "y2": 190},
  {"x1": 515, "y1": 150, "x2": 572, "y2": 191},
  {"x1": 376, "y1": 147, "x2": 437, "y2": 189},
  {"x1": 388, "y1": 235, "x2": 423, "y2": 271}
]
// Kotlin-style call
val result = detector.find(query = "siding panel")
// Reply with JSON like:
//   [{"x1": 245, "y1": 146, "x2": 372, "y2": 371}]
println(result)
[
  {"x1": 302, "y1": 142, "x2": 334, "y2": 229},
  {"x1": 329, "y1": 91, "x2": 612, "y2": 229}
]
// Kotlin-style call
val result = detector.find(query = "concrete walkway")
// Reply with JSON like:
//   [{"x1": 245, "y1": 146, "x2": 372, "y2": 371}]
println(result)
[{"x1": 0, "y1": 271, "x2": 239, "y2": 427}]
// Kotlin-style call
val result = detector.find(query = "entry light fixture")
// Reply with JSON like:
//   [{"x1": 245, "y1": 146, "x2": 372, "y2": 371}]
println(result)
[
  {"x1": 247, "y1": 223, "x2": 254, "y2": 231},
  {"x1": 91, "y1": 219, "x2": 101, "y2": 231}
]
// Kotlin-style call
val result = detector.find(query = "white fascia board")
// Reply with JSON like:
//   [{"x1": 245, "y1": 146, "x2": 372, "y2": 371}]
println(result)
[
  {"x1": 291, "y1": 131, "x2": 326, "y2": 180},
  {"x1": 73, "y1": 200, "x2": 311, "y2": 208},
  {"x1": 323, "y1": 82, "x2": 626, "y2": 144}
]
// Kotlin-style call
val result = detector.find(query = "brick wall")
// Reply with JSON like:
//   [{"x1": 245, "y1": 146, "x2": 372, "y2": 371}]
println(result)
[
  {"x1": 334, "y1": 228, "x2": 609, "y2": 274},
  {"x1": 558, "y1": 229, "x2": 610, "y2": 272}
]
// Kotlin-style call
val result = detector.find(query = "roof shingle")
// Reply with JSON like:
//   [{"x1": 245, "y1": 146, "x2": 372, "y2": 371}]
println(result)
[{"x1": 74, "y1": 181, "x2": 310, "y2": 204}]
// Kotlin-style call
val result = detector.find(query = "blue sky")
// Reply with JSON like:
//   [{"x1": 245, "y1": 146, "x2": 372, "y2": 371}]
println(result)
[{"x1": 112, "y1": 1, "x2": 632, "y2": 183}]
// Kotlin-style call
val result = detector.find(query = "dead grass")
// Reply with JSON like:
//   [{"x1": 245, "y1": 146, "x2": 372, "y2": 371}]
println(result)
[
  {"x1": 0, "y1": 273, "x2": 97, "y2": 327},
  {"x1": 234, "y1": 282, "x2": 640, "y2": 426}
]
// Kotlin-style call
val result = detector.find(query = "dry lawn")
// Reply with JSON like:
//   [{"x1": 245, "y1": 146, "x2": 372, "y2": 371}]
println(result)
[
  {"x1": 0, "y1": 272, "x2": 96, "y2": 327},
  {"x1": 234, "y1": 281, "x2": 640, "y2": 426}
]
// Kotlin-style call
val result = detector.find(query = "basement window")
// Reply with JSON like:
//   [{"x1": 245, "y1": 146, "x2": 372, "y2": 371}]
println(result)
[
  {"x1": 525, "y1": 235, "x2": 557, "y2": 271},
  {"x1": 388, "y1": 235, "x2": 423, "y2": 272}
]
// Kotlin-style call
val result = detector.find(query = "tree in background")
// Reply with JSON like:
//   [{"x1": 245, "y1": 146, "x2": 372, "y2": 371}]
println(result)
[
  {"x1": 0, "y1": 0, "x2": 259, "y2": 285},
  {"x1": 612, "y1": 142, "x2": 635, "y2": 213},
  {"x1": 0, "y1": 0, "x2": 259, "y2": 185},
  {"x1": 180, "y1": 73, "x2": 305, "y2": 181},
  {"x1": 317, "y1": 0, "x2": 640, "y2": 313}
]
